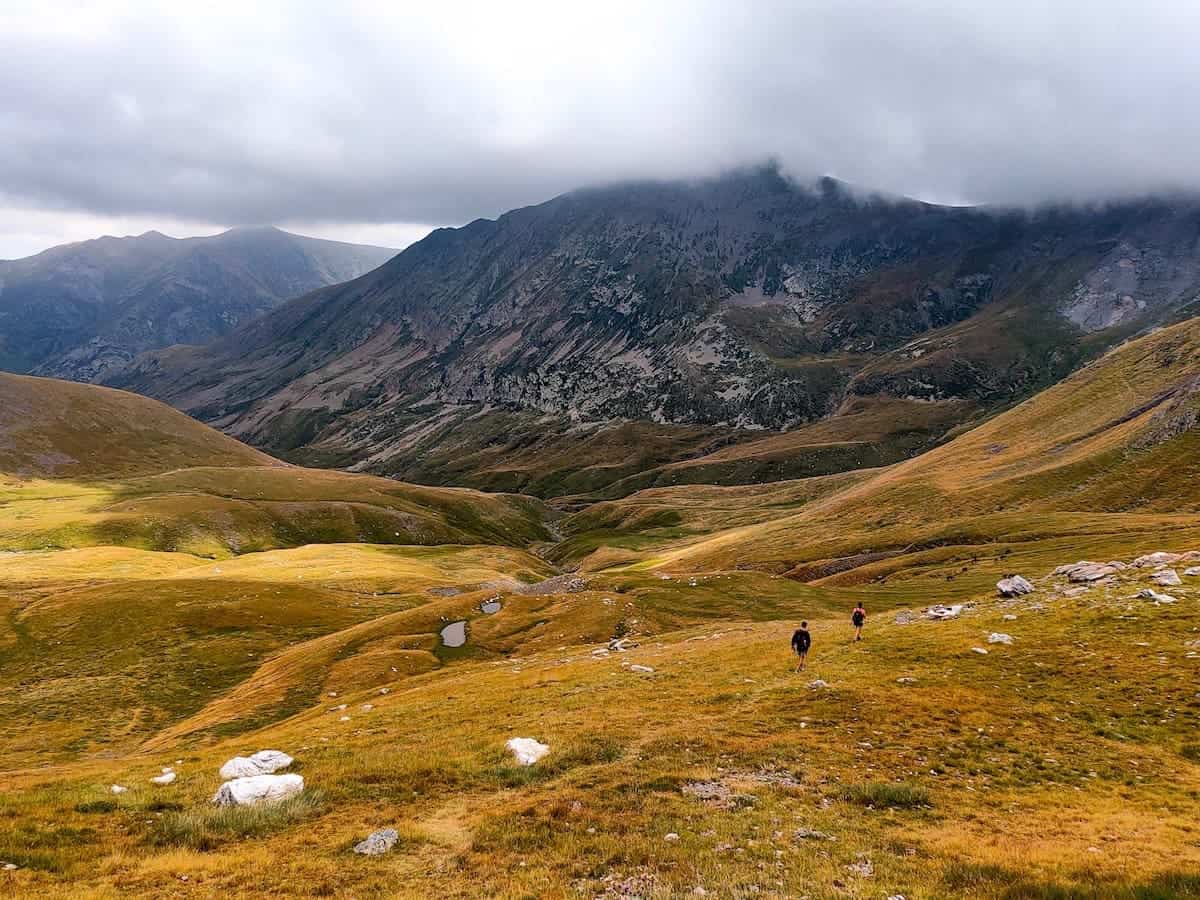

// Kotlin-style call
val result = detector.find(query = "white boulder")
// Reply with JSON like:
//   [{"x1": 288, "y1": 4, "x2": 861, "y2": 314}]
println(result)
[
  {"x1": 110, "y1": 784, "x2": 128, "y2": 794},
  {"x1": 506, "y1": 737, "x2": 550, "y2": 766},
  {"x1": 219, "y1": 750, "x2": 294, "y2": 780},
  {"x1": 987, "y1": 632, "x2": 1014, "y2": 644},
  {"x1": 629, "y1": 664, "x2": 655, "y2": 673},
  {"x1": 970, "y1": 647, "x2": 989, "y2": 655},
  {"x1": 925, "y1": 604, "x2": 963, "y2": 620},
  {"x1": 808, "y1": 679, "x2": 829, "y2": 689},
  {"x1": 353, "y1": 828, "x2": 399, "y2": 855},
  {"x1": 150, "y1": 769, "x2": 176, "y2": 785},
  {"x1": 1054, "y1": 561, "x2": 1118, "y2": 582},
  {"x1": 996, "y1": 576, "x2": 1034, "y2": 597},
  {"x1": 1185, "y1": 567, "x2": 1200, "y2": 577},
  {"x1": 212, "y1": 773, "x2": 304, "y2": 807}
]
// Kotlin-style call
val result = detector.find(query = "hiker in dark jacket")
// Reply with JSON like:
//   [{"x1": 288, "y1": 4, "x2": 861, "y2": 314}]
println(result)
[
  {"x1": 791, "y1": 622, "x2": 811, "y2": 671},
  {"x1": 851, "y1": 603, "x2": 867, "y2": 641}
]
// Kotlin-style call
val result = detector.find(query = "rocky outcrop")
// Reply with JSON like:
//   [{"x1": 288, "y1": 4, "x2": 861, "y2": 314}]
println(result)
[
  {"x1": 1053, "y1": 561, "x2": 1120, "y2": 582},
  {"x1": 997, "y1": 575, "x2": 1034, "y2": 597},
  {"x1": 353, "y1": 828, "x2": 400, "y2": 856},
  {"x1": 506, "y1": 738, "x2": 550, "y2": 766}
]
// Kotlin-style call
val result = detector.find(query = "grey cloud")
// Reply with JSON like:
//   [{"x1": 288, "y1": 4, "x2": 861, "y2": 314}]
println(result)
[{"x1": 3, "y1": 0, "x2": 1200, "y2": 235}]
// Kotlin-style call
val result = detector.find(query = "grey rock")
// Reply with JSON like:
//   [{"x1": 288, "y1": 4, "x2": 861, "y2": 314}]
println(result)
[
  {"x1": 353, "y1": 828, "x2": 399, "y2": 856},
  {"x1": 1151, "y1": 569, "x2": 1182, "y2": 587},
  {"x1": 997, "y1": 575, "x2": 1034, "y2": 597}
]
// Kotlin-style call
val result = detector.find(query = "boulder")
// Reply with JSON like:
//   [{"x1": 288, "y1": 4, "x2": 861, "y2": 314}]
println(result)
[
  {"x1": 987, "y1": 632, "x2": 1014, "y2": 644},
  {"x1": 219, "y1": 750, "x2": 293, "y2": 780},
  {"x1": 1054, "y1": 562, "x2": 1118, "y2": 582},
  {"x1": 996, "y1": 576, "x2": 1034, "y2": 597},
  {"x1": 1133, "y1": 552, "x2": 1182, "y2": 568},
  {"x1": 212, "y1": 773, "x2": 304, "y2": 807},
  {"x1": 1185, "y1": 567, "x2": 1200, "y2": 577},
  {"x1": 1151, "y1": 569, "x2": 1182, "y2": 587},
  {"x1": 150, "y1": 768, "x2": 176, "y2": 785},
  {"x1": 110, "y1": 784, "x2": 128, "y2": 794},
  {"x1": 353, "y1": 828, "x2": 399, "y2": 856},
  {"x1": 925, "y1": 604, "x2": 963, "y2": 620},
  {"x1": 506, "y1": 737, "x2": 550, "y2": 766}
]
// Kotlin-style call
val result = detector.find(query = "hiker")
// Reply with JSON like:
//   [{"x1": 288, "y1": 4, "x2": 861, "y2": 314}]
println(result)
[
  {"x1": 791, "y1": 621, "x2": 811, "y2": 671},
  {"x1": 851, "y1": 603, "x2": 866, "y2": 641}
]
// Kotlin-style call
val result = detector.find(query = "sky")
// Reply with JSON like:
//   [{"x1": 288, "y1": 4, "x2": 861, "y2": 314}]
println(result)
[{"x1": 3, "y1": 0, "x2": 1200, "y2": 258}]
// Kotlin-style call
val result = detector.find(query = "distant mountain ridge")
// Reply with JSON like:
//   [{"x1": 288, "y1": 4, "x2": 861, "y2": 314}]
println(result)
[
  {"x1": 0, "y1": 226, "x2": 395, "y2": 380},
  {"x1": 106, "y1": 167, "x2": 1200, "y2": 496}
]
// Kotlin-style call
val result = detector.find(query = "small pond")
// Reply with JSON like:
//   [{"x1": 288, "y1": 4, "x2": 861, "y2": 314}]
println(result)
[{"x1": 440, "y1": 620, "x2": 467, "y2": 648}]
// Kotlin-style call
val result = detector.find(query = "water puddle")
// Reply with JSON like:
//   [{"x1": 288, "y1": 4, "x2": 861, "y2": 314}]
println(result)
[
  {"x1": 480, "y1": 600, "x2": 502, "y2": 614},
  {"x1": 440, "y1": 620, "x2": 467, "y2": 648}
]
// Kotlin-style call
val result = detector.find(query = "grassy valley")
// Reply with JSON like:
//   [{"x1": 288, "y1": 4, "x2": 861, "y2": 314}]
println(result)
[{"x1": 1, "y1": 326, "x2": 1199, "y2": 898}]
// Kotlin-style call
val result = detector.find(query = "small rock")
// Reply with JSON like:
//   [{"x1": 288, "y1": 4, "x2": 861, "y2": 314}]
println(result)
[
  {"x1": 896, "y1": 676, "x2": 917, "y2": 684},
  {"x1": 987, "y1": 632, "x2": 1014, "y2": 644},
  {"x1": 1151, "y1": 569, "x2": 1182, "y2": 587},
  {"x1": 664, "y1": 832, "x2": 680, "y2": 842},
  {"x1": 110, "y1": 784, "x2": 128, "y2": 794},
  {"x1": 506, "y1": 737, "x2": 550, "y2": 766},
  {"x1": 339, "y1": 715, "x2": 351, "y2": 722},
  {"x1": 845, "y1": 856, "x2": 873, "y2": 877},
  {"x1": 150, "y1": 770, "x2": 176, "y2": 785},
  {"x1": 1137, "y1": 588, "x2": 1178, "y2": 604},
  {"x1": 629, "y1": 664, "x2": 655, "y2": 673},
  {"x1": 808, "y1": 679, "x2": 829, "y2": 690},
  {"x1": 925, "y1": 604, "x2": 963, "y2": 620},
  {"x1": 1002, "y1": 613, "x2": 1017, "y2": 621},
  {"x1": 1184, "y1": 567, "x2": 1200, "y2": 577},
  {"x1": 971, "y1": 647, "x2": 989, "y2": 655},
  {"x1": 353, "y1": 828, "x2": 399, "y2": 856},
  {"x1": 793, "y1": 827, "x2": 836, "y2": 842},
  {"x1": 361, "y1": 703, "x2": 374, "y2": 712},
  {"x1": 997, "y1": 575, "x2": 1034, "y2": 597},
  {"x1": 2, "y1": 862, "x2": 17, "y2": 870},
  {"x1": 212, "y1": 774, "x2": 304, "y2": 807}
]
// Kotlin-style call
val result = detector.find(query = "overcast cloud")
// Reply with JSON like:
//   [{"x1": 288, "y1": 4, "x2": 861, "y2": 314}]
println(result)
[{"x1": 3, "y1": 0, "x2": 1200, "y2": 257}]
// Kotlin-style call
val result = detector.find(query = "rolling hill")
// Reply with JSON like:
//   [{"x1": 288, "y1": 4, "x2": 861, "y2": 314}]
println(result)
[
  {"x1": 0, "y1": 226, "x2": 394, "y2": 381},
  {"x1": 108, "y1": 168, "x2": 1200, "y2": 497}
]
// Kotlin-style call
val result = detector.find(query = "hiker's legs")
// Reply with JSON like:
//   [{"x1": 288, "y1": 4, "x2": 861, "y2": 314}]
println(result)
[{"x1": 854, "y1": 625, "x2": 862, "y2": 641}]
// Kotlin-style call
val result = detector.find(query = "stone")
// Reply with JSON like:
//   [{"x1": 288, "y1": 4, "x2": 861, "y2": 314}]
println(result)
[
  {"x1": 629, "y1": 664, "x2": 655, "y2": 673},
  {"x1": 150, "y1": 769, "x2": 176, "y2": 785},
  {"x1": 353, "y1": 828, "x2": 399, "y2": 856},
  {"x1": 793, "y1": 827, "x2": 836, "y2": 841},
  {"x1": 1133, "y1": 552, "x2": 1182, "y2": 568},
  {"x1": 808, "y1": 679, "x2": 829, "y2": 689},
  {"x1": 1184, "y1": 567, "x2": 1200, "y2": 577},
  {"x1": 1137, "y1": 588, "x2": 1178, "y2": 604},
  {"x1": 506, "y1": 737, "x2": 550, "y2": 766},
  {"x1": 110, "y1": 784, "x2": 128, "y2": 794},
  {"x1": 996, "y1": 575, "x2": 1034, "y2": 597},
  {"x1": 1002, "y1": 614, "x2": 1018, "y2": 620},
  {"x1": 925, "y1": 604, "x2": 963, "y2": 620},
  {"x1": 987, "y1": 632, "x2": 1014, "y2": 644},
  {"x1": 1151, "y1": 569, "x2": 1182, "y2": 587},
  {"x1": 212, "y1": 773, "x2": 304, "y2": 807},
  {"x1": 664, "y1": 832, "x2": 680, "y2": 842},
  {"x1": 219, "y1": 750, "x2": 293, "y2": 780},
  {"x1": 971, "y1": 647, "x2": 989, "y2": 655},
  {"x1": 1054, "y1": 561, "x2": 1119, "y2": 582}
]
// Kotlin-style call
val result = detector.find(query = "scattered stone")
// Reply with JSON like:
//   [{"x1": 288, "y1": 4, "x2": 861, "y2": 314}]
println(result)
[
  {"x1": 339, "y1": 715, "x2": 351, "y2": 722},
  {"x1": 608, "y1": 637, "x2": 639, "y2": 652},
  {"x1": 682, "y1": 781, "x2": 732, "y2": 806},
  {"x1": 1002, "y1": 613, "x2": 1018, "y2": 620},
  {"x1": 792, "y1": 827, "x2": 836, "y2": 842},
  {"x1": 893, "y1": 611, "x2": 918, "y2": 625},
  {"x1": 353, "y1": 828, "x2": 399, "y2": 855},
  {"x1": 971, "y1": 647, "x2": 989, "y2": 655},
  {"x1": 808, "y1": 679, "x2": 829, "y2": 690},
  {"x1": 506, "y1": 737, "x2": 550, "y2": 766},
  {"x1": 664, "y1": 832, "x2": 680, "y2": 842},
  {"x1": 1151, "y1": 569, "x2": 1182, "y2": 587},
  {"x1": 330, "y1": 704, "x2": 347, "y2": 712},
  {"x1": 896, "y1": 676, "x2": 917, "y2": 684},
  {"x1": 1061, "y1": 586, "x2": 1089, "y2": 598},
  {"x1": 219, "y1": 750, "x2": 293, "y2": 780},
  {"x1": 361, "y1": 703, "x2": 374, "y2": 712},
  {"x1": 846, "y1": 856, "x2": 874, "y2": 877},
  {"x1": 997, "y1": 575, "x2": 1034, "y2": 597},
  {"x1": 150, "y1": 769, "x2": 176, "y2": 785},
  {"x1": 1133, "y1": 552, "x2": 1182, "y2": 568},
  {"x1": 110, "y1": 784, "x2": 128, "y2": 794},
  {"x1": 925, "y1": 604, "x2": 963, "y2": 620},
  {"x1": 629, "y1": 664, "x2": 655, "y2": 673},
  {"x1": 987, "y1": 632, "x2": 1014, "y2": 645},
  {"x1": 1137, "y1": 589, "x2": 1178, "y2": 604},
  {"x1": 2, "y1": 862, "x2": 17, "y2": 870},
  {"x1": 1184, "y1": 567, "x2": 1200, "y2": 577},
  {"x1": 212, "y1": 773, "x2": 304, "y2": 807}
]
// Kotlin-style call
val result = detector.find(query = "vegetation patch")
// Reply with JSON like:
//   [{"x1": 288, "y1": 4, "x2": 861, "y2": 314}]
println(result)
[{"x1": 145, "y1": 790, "x2": 326, "y2": 851}]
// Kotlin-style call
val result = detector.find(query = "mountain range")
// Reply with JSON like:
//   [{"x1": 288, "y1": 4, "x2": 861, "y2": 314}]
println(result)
[
  {"x1": 105, "y1": 167, "x2": 1200, "y2": 498},
  {"x1": 0, "y1": 226, "x2": 395, "y2": 381}
]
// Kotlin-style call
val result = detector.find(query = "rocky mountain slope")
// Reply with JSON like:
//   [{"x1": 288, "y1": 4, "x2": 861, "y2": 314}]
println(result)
[
  {"x1": 108, "y1": 168, "x2": 1200, "y2": 495},
  {"x1": 0, "y1": 227, "x2": 394, "y2": 380}
]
